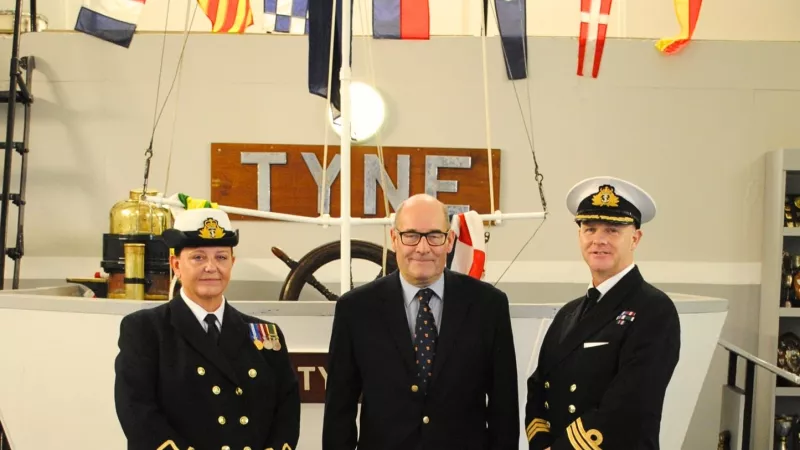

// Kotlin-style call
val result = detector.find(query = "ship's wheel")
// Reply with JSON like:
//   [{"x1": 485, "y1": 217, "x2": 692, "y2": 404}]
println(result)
[{"x1": 273, "y1": 240, "x2": 398, "y2": 301}]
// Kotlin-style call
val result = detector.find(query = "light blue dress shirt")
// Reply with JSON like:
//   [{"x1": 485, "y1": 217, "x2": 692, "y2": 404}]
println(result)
[{"x1": 398, "y1": 274, "x2": 445, "y2": 340}]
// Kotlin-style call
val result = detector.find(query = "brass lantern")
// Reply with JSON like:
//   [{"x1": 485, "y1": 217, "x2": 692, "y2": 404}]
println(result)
[{"x1": 101, "y1": 189, "x2": 173, "y2": 300}]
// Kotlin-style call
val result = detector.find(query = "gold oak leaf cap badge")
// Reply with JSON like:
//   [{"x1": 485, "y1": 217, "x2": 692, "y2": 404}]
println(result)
[
  {"x1": 162, "y1": 208, "x2": 239, "y2": 249},
  {"x1": 565, "y1": 176, "x2": 657, "y2": 227}
]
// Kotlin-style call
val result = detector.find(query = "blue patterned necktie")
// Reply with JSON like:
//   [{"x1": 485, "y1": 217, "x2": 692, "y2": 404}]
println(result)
[{"x1": 413, "y1": 288, "x2": 437, "y2": 393}]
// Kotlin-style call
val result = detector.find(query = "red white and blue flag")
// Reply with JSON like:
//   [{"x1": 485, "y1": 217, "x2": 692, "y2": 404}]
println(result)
[
  {"x1": 372, "y1": 0, "x2": 429, "y2": 39},
  {"x1": 74, "y1": 0, "x2": 146, "y2": 48}
]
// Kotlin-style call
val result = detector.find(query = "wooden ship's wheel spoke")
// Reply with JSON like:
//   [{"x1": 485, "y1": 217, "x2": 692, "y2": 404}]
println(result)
[{"x1": 273, "y1": 240, "x2": 397, "y2": 301}]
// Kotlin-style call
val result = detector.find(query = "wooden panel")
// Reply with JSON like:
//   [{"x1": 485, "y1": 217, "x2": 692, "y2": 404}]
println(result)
[
  {"x1": 210, "y1": 143, "x2": 501, "y2": 220},
  {"x1": 289, "y1": 352, "x2": 328, "y2": 403}
]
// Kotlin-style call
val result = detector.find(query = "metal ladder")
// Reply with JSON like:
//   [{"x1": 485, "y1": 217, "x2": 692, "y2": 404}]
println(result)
[
  {"x1": 0, "y1": 0, "x2": 38, "y2": 443},
  {"x1": 0, "y1": 0, "x2": 37, "y2": 294}
]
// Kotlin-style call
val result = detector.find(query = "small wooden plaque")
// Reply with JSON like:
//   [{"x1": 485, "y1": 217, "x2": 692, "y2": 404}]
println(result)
[{"x1": 289, "y1": 352, "x2": 329, "y2": 403}]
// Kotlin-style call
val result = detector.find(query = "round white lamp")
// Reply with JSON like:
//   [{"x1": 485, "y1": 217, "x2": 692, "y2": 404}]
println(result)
[{"x1": 329, "y1": 81, "x2": 387, "y2": 143}]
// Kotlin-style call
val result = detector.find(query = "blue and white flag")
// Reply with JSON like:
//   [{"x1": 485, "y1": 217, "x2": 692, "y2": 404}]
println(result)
[{"x1": 265, "y1": 0, "x2": 309, "y2": 34}]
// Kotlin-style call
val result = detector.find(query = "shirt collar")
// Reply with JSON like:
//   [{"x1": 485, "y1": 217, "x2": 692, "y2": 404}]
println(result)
[
  {"x1": 181, "y1": 287, "x2": 226, "y2": 328},
  {"x1": 588, "y1": 263, "x2": 636, "y2": 301},
  {"x1": 399, "y1": 272, "x2": 445, "y2": 307}
]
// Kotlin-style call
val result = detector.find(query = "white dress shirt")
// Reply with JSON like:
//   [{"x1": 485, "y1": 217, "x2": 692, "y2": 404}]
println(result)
[
  {"x1": 399, "y1": 273, "x2": 445, "y2": 340},
  {"x1": 588, "y1": 263, "x2": 636, "y2": 302},
  {"x1": 180, "y1": 287, "x2": 225, "y2": 332}
]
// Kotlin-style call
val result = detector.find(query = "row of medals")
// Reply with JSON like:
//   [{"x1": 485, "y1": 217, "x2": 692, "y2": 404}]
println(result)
[{"x1": 254, "y1": 335, "x2": 281, "y2": 351}]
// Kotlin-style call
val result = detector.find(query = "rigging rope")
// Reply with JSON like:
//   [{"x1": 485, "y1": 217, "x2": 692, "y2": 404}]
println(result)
[
  {"x1": 485, "y1": 0, "x2": 548, "y2": 286},
  {"x1": 318, "y1": 0, "x2": 338, "y2": 218},
  {"x1": 163, "y1": 0, "x2": 198, "y2": 196},
  {"x1": 480, "y1": 2, "x2": 495, "y2": 217},
  {"x1": 357, "y1": 0, "x2": 392, "y2": 276},
  {"x1": 141, "y1": 0, "x2": 196, "y2": 201}
]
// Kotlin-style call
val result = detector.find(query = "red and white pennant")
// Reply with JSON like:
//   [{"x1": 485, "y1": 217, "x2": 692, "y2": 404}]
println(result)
[
  {"x1": 449, "y1": 211, "x2": 486, "y2": 280},
  {"x1": 577, "y1": 0, "x2": 612, "y2": 78}
]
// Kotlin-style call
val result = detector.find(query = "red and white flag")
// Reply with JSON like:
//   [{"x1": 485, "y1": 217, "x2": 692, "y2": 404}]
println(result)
[
  {"x1": 449, "y1": 211, "x2": 486, "y2": 280},
  {"x1": 577, "y1": 0, "x2": 612, "y2": 78}
]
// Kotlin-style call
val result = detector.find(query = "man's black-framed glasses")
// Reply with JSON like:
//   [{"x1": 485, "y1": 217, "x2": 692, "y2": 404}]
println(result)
[{"x1": 396, "y1": 230, "x2": 449, "y2": 246}]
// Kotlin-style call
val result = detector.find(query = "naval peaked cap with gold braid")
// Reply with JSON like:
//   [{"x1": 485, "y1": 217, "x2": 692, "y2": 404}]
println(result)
[
  {"x1": 162, "y1": 208, "x2": 239, "y2": 249},
  {"x1": 566, "y1": 176, "x2": 656, "y2": 228}
]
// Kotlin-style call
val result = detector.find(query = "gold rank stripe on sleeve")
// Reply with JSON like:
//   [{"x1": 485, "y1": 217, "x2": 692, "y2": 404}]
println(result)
[
  {"x1": 526, "y1": 418, "x2": 550, "y2": 441},
  {"x1": 265, "y1": 445, "x2": 292, "y2": 450},
  {"x1": 566, "y1": 418, "x2": 604, "y2": 450},
  {"x1": 156, "y1": 440, "x2": 194, "y2": 450}
]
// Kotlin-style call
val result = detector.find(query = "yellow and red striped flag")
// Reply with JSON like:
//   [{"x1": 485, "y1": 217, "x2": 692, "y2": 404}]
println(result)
[
  {"x1": 197, "y1": 0, "x2": 254, "y2": 33},
  {"x1": 655, "y1": 0, "x2": 702, "y2": 54}
]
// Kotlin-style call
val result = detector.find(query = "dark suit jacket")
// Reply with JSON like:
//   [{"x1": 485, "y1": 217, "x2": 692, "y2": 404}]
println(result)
[
  {"x1": 524, "y1": 266, "x2": 681, "y2": 450},
  {"x1": 322, "y1": 269, "x2": 519, "y2": 450},
  {"x1": 114, "y1": 295, "x2": 301, "y2": 450}
]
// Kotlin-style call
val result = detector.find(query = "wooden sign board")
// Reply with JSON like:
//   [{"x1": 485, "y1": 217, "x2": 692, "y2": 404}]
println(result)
[
  {"x1": 210, "y1": 143, "x2": 501, "y2": 220},
  {"x1": 289, "y1": 352, "x2": 329, "y2": 403}
]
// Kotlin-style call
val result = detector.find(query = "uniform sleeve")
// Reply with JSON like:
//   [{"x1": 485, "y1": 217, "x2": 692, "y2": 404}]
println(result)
[
  {"x1": 550, "y1": 300, "x2": 681, "y2": 450},
  {"x1": 262, "y1": 324, "x2": 301, "y2": 450},
  {"x1": 487, "y1": 292, "x2": 520, "y2": 450},
  {"x1": 524, "y1": 367, "x2": 554, "y2": 450},
  {"x1": 321, "y1": 298, "x2": 362, "y2": 450},
  {"x1": 524, "y1": 311, "x2": 558, "y2": 450},
  {"x1": 114, "y1": 314, "x2": 192, "y2": 450}
]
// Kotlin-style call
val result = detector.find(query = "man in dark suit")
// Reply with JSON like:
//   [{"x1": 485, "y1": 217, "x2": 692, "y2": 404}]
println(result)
[
  {"x1": 114, "y1": 207, "x2": 301, "y2": 450},
  {"x1": 524, "y1": 177, "x2": 681, "y2": 450},
  {"x1": 322, "y1": 194, "x2": 519, "y2": 450}
]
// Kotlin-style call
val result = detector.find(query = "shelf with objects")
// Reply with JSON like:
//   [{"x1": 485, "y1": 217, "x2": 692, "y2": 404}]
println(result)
[{"x1": 756, "y1": 148, "x2": 800, "y2": 450}]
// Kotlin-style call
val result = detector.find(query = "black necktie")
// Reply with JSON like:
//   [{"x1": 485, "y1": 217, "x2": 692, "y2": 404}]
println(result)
[
  {"x1": 205, "y1": 314, "x2": 219, "y2": 345},
  {"x1": 580, "y1": 288, "x2": 601, "y2": 319},
  {"x1": 413, "y1": 288, "x2": 437, "y2": 393}
]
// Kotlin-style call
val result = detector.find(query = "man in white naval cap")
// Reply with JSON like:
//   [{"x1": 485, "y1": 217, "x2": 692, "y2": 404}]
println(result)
[{"x1": 524, "y1": 176, "x2": 680, "y2": 450}]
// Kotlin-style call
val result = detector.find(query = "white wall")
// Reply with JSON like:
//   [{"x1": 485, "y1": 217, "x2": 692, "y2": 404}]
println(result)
[
  {"x1": 0, "y1": 29, "x2": 789, "y2": 449},
  {"x1": 0, "y1": 32, "x2": 775, "y2": 282},
  {"x1": 2, "y1": 0, "x2": 800, "y2": 41}
]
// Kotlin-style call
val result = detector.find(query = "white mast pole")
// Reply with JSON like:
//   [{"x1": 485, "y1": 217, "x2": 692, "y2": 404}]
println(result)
[{"x1": 339, "y1": 0, "x2": 352, "y2": 295}]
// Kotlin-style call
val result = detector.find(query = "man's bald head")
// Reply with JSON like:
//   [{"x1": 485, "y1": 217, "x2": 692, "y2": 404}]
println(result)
[
  {"x1": 393, "y1": 194, "x2": 450, "y2": 231},
  {"x1": 390, "y1": 194, "x2": 454, "y2": 286}
]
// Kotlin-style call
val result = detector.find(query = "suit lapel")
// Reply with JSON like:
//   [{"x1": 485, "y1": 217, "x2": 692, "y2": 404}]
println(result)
[
  {"x1": 430, "y1": 270, "x2": 472, "y2": 388},
  {"x1": 544, "y1": 267, "x2": 643, "y2": 374},
  {"x1": 169, "y1": 295, "x2": 240, "y2": 385},
  {"x1": 219, "y1": 304, "x2": 250, "y2": 362},
  {"x1": 559, "y1": 303, "x2": 581, "y2": 343},
  {"x1": 381, "y1": 272, "x2": 416, "y2": 375}
]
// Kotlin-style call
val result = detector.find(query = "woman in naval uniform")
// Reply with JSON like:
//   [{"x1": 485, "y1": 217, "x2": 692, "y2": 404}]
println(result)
[{"x1": 114, "y1": 207, "x2": 301, "y2": 450}]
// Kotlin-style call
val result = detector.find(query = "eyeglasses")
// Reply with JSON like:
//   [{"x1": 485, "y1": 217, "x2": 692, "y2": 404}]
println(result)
[{"x1": 396, "y1": 230, "x2": 449, "y2": 246}]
